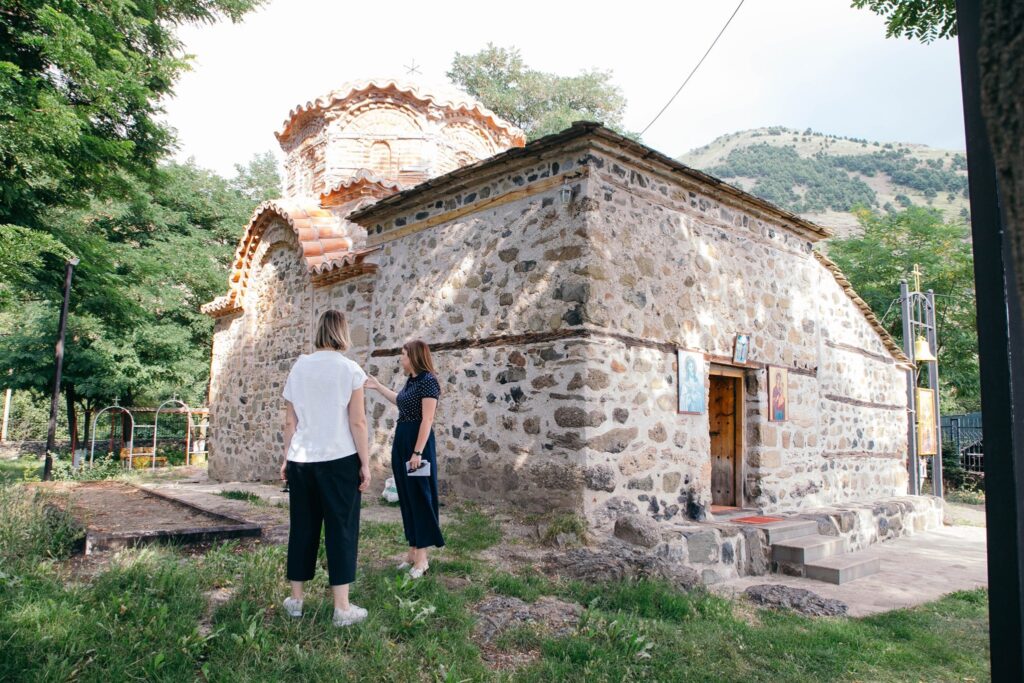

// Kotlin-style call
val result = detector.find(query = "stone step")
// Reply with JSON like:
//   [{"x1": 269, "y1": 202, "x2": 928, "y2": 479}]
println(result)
[
  {"x1": 771, "y1": 535, "x2": 846, "y2": 564},
  {"x1": 804, "y1": 554, "x2": 881, "y2": 585},
  {"x1": 762, "y1": 520, "x2": 820, "y2": 545}
]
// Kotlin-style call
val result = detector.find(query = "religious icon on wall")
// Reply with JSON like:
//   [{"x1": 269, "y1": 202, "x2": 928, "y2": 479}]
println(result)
[
  {"x1": 916, "y1": 388, "x2": 938, "y2": 456},
  {"x1": 677, "y1": 349, "x2": 706, "y2": 414},
  {"x1": 733, "y1": 333, "x2": 751, "y2": 364},
  {"x1": 769, "y1": 366, "x2": 788, "y2": 421}
]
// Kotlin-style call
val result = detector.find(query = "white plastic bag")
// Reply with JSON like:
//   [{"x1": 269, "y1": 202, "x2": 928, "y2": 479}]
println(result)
[{"x1": 382, "y1": 476, "x2": 399, "y2": 503}]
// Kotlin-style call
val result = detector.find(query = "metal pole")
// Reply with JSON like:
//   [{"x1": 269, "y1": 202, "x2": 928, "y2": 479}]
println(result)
[
  {"x1": 43, "y1": 257, "x2": 79, "y2": 481},
  {"x1": 955, "y1": 2, "x2": 1024, "y2": 678},
  {"x1": 1, "y1": 387, "x2": 11, "y2": 443},
  {"x1": 926, "y1": 290, "x2": 944, "y2": 497},
  {"x1": 900, "y1": 280, "x2": 920, "y2": 495}
]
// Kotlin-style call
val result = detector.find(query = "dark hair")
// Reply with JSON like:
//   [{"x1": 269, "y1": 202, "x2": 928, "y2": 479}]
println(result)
[{"x1": 402, "y1": 339, "x2": 436, "y2": 376}]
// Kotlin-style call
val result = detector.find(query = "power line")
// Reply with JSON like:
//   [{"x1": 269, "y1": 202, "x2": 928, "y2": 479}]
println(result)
[{"x1": 639, "y1": 0, "x2": 746, "y2": 137}]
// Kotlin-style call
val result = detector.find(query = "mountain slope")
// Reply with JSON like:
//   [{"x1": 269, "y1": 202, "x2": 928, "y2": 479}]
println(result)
[{"x1": 678, "y1": 127, "x2": 969, "y2": 236}]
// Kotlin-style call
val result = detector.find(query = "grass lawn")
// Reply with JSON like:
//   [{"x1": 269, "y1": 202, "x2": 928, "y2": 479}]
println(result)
[
  {"x1": 0, "y1": 455, "x2": 42, "y2": 483},
  {"x1": 0, "y1": 488, "x2": 991, "y2": 682}
]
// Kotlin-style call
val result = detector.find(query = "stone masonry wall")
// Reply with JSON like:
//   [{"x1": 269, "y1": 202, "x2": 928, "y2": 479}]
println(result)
[
  {"x1": 208, "y1": 221, "x2": 314, "y2": 480},
  {"x1": 350, "y1": 147, "x2": 600, "y2": 510},
  {"x1": 208, "y1": 134, "x2": 911, "y2": 534},
  {"x1": 578, "y1": 144, "x2": 909, "y2": 523}
]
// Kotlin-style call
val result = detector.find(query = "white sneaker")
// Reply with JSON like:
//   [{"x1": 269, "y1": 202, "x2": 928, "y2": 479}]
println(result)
[
  {"x1": 333, "y1": 603, "x2": 368, "y2": 627},
  {"x1": 408, "y1": 563, "x2": 429, "y2": 579},
  {"x1": 283, "y1": 597, "x2": 303, "y2": 618}
]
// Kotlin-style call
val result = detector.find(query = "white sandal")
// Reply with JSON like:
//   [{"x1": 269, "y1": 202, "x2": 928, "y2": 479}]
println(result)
[
  {"x1": 396, "y1": 560, "x2": 412, "y2": 570},
  {"x1": 408, "y1": 563, "x2": 429, "y2": 579}
]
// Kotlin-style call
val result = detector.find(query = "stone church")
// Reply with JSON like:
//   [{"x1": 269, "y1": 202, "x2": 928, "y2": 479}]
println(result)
[{"x1": 203, "y1": 77, "x2": 914, "y2": 529}]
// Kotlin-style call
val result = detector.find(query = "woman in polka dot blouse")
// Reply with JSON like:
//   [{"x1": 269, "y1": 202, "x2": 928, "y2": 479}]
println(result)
[{"x1": 364, "y1": 339, "x2": 445, "y2": 577}]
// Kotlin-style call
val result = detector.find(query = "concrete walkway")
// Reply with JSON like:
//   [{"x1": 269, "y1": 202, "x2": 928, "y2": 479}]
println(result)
[
  {"x1": 713, "y1": 525, "x2": 988, "y2": 616},
  {"x1": 135, "y1": 468, "x2": 405, "y2": 534}
]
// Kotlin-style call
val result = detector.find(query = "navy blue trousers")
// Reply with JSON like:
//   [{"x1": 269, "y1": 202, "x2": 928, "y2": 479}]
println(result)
[
  {"x1": 286, "y1": 455, "x2": 361, "y2": 586},
  {"x1": 391, "y1": 421, "x2": 445, "y2": 549}
]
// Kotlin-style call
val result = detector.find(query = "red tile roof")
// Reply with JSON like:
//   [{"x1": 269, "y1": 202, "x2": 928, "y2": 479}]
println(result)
[
  {"x1": 201, "y1": 200, "x2": 359, "y2": 317},
  {"x1": 276, "y1": 77, "x2": 526, "y2": 146}
]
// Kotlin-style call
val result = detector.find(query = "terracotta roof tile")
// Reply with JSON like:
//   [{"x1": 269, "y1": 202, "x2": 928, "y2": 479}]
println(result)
[
  {"x1": 201, "y1": 200, "x2": 358, "y2": 317},
  {"x1": 277, "y1": 77, "x2": 526, "y2": 145}
]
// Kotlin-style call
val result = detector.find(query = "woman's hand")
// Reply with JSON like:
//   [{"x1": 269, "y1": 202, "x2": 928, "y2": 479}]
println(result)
[
  {"x1": 359, "y1": 465, "x2": 371, "y2": 492},
  {"x1": 363, "y1": 376, "x2": 381, "y2": 392},
  {"x1": 408, "y1": 453, "x2": 422, "y2": 471},
  {"x1": 280, "y1": 460, "x2": 287, "y2": 482}
]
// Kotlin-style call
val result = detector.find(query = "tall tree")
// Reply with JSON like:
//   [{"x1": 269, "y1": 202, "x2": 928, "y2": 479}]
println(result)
[
  {"x1": 0, "y1": 0, "x2": 262, "y2": 296},
  {"x1": 827, "y1": 206, "x2": 978, "y2": 411},
  {"x1": 231, "y1": 151, "x2": 282, "y2": 202},
  {"x1": 447, "y1": 44, "x2": 630, "y2": 140},
  {"x1": 0, "y1": 155, "x2": 279, "y2": 441}
]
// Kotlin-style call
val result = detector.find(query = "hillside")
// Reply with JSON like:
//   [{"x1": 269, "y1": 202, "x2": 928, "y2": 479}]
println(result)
[{"x1": 678, "y1": 127, "x2": 969, "y2": 237}]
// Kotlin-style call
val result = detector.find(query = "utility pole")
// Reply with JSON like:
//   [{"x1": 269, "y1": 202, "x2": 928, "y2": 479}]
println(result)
[{"x1": 43, "y1": 257, "x2": 79, "y2": 481}]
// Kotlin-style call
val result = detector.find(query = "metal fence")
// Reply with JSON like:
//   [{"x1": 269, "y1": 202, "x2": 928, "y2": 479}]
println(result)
[{"x1": 941, "y1": 412, "x2": 984, "y2": 474}]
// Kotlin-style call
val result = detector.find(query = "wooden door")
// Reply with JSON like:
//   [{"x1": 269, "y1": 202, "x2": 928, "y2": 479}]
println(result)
[{"x1": 709, "y1": 375, "x2": 737, "y2": 506}]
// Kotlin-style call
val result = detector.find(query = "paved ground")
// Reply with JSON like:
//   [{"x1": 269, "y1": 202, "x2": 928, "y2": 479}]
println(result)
[
  {"x1": 713, "y1": 525, "x2": 989, "y2": 616},
  {"x1": 944, "y1": 500, "x2": 987, "y2": 527},
  {"x1": 136, "y1": 468, "x2": 407, "y2": 542}
]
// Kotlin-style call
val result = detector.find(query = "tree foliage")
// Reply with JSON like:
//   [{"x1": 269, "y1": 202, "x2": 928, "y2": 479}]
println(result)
[
  {"x1": 0, "y1": 156, "x2": 278, "y2": 427},
  {"x1": 851, "y1": 0, "x2": 957, "y2": 42},
  {"x1": 0, "y1": 0, "x2": 262, "y2": 236},
  {"x1": 447, "y1": 44, "x2": 630, "y2": 140},
  {"x1": 0, "y1": 1, "x2": 264, "y2": 444},
  {"x1": 705, "y1": 142, "x2": 967, "y2": 214},
  {"x1": 828, "y1": 207, "x2": 978, "y2": 412}
]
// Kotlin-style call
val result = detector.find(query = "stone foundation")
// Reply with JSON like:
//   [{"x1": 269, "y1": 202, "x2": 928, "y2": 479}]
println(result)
[{"x1": 611, "y1": 495, "x2": 944, "y2": 585}]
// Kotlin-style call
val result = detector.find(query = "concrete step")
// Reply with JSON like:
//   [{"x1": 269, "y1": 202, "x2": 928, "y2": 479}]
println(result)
[
  {"x1": 804, "y1": 553, "x2": 881, "y2": 584},
  {"x1": 762, "y1": 520, "x2": 820, "y2": 545},
  {"x1": 771, "y1": 535, "x2": 846, "y2": 564}
]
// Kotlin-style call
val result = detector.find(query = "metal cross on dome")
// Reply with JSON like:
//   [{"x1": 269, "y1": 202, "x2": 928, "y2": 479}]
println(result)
[{"x1": 404, "y1": 59, "x2": 422, "y2": 76}]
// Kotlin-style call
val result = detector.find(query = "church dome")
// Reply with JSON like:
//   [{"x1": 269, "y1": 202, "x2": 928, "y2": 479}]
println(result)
[{"x1": 276, "y1": 77, "x2": 525, "y2": 199}]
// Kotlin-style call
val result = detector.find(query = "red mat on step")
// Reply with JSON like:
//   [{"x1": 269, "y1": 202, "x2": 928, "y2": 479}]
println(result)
[{"x1": 731, "y1": 515, "x2": 787, "y2": 524}]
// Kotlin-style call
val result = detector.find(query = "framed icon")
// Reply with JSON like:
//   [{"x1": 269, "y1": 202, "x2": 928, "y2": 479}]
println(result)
[
  {"x1": 677, "y1": 349, "x2": 706, "y2": 414},
  {"x1": 915, "y1": 388, "x2": 938, "y2": 456},
  {"x1": 768, "y1": 366, "x2": 788, "y2": 422},
  {"x1": 733, "y1": 334, "x2": 751, "y2": 364}
]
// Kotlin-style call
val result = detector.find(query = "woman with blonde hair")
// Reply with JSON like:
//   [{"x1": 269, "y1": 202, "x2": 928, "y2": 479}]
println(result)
[
  {"x1": 280, "y1": 310, "x2": 371, "y2": 627},
  {"x1": 364, "y1": 339, "x2": 444, "y2": 577}
]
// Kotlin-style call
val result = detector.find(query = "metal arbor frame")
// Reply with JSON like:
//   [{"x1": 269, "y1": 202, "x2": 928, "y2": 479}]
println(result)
[
  {"x1": 89, "y1": 402, "x2": 134, "y2": 467},
  {"x1": 152, "y1": 398, "x2": 194, "y2": 469},
  {"x1": 900, "y1": 279, "x2": 944, "y2": 497}
]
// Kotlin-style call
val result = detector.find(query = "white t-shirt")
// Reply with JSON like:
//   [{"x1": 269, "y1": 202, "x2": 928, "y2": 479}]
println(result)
[{"x1": 282, "y1": 350, "x2": 367, "y2": 462}]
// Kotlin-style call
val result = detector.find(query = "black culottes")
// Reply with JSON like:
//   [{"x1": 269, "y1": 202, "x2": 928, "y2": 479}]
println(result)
[{"x1": 286, "y1": 455, "x2": 361, "y2": 586}]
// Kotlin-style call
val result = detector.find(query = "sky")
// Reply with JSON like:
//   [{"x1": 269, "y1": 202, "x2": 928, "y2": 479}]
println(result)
[{"x1": 162, "y1": 0, "x2": 966, "y2": 177}]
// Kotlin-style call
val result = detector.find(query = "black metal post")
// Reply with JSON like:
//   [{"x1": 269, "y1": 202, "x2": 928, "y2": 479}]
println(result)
[
  {"x1": 43, "y1": 257, "x2": 78, "y2": 481},
  {"x1": 955, "y1": 2, "x2": 1024, "y2": 679}
]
